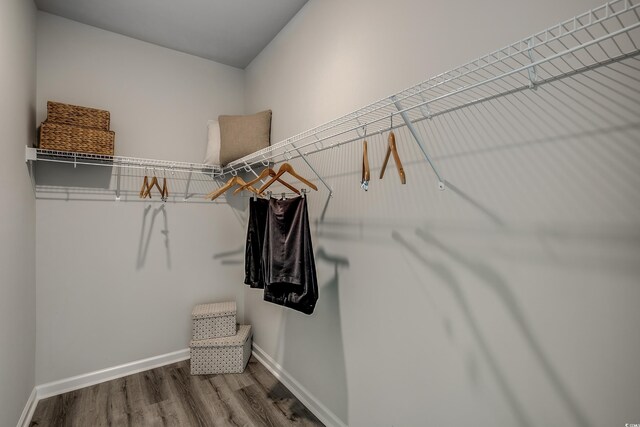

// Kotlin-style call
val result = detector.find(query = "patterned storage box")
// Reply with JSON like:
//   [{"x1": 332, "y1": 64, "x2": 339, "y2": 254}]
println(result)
[
  {"x1": 192, "y1": 301, "x2": 237, "y2": 340},
  {"x1": 190, "y1": 324, "x2": 252, "y2": 375}
]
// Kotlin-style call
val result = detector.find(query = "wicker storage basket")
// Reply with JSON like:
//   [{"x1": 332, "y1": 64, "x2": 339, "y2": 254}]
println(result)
[
  {"x1": 46, "y1": 101, "x2": 110, "y2": 131},
  {"x1": 190, "y1": 325, "x2": 252, "y2": 375},
  {"x1": 192, "y1": 301, "x2": 237, "y2": 340},
  {"x1": 39, "y1": 122, "x2": 115, "y2": 155}
]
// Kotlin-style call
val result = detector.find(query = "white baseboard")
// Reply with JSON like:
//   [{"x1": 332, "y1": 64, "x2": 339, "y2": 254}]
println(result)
[
  {"x1": 36, "y1": 348, "x2": 190, "y2": 400},
  {"x1": 16, "y1": 387, "x2": 37, "y2": 427},
  {"x1": 252, "y1": 344, "x2": 348, "y2": 427}
]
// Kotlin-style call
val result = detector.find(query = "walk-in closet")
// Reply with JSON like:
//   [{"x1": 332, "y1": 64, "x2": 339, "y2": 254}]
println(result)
[{"x1": 2, "y1": 0, "x2": 640, "y2": 426}]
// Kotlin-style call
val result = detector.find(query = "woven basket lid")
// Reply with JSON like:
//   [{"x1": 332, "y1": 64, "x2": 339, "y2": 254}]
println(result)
[
  {"x1": 190, "y1": 325, "x2": 251, "y2": 348},
  {"x1": 192, "y1": 301, "x2": 236, "y2": 319}
]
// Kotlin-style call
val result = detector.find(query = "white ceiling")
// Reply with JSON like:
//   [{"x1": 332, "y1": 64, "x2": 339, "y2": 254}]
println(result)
[{"x1": 34, "y1": 0, "x2": 308, "y2": 69}]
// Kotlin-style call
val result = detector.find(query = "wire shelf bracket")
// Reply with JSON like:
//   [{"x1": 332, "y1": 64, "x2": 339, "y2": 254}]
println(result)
[
  {"x1": 526, "y1": 38, "x2": 539, "y2": 89},
  {"x1": 291, "y1": 141, "x2": 334, "y2": 196},
  {"x1": 115, "y1": 165, "x2": 121, "y2": 201},
  {"x1": 183, "y1": 168, "x2": 193, "y2": 201},
  {"x1": 392, "y1": 95, "x2": 446, "y2": 190}
]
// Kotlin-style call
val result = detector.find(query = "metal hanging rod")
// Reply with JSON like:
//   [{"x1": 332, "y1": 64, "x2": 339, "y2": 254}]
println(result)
[{"x1": 222, "y1": 0, "x2": 640, "y2": 188}]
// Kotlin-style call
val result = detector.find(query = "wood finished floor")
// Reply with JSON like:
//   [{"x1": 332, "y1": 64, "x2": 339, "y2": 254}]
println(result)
[{"x1": 30, "y1": 357, "x2": 324, "y2": 427}]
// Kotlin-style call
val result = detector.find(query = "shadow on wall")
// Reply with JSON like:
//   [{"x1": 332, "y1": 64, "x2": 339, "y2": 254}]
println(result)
[
  {"x1": 416, "y1": 227, "x2": 599, "y2": 426},
  {"x1": 274, "y1": 246, "x2": 350, "y2": 425},
  {"x1": 314, "y1": 179, "x2": 506, "y2": 244},
  {"x1": 392, "y1": 230, "x2": 595, "y2": 427},
  {"x1": 137, "y1": 204, "x2": 171, "y2": 270},
  {"x1": 220, "y1": 168, "x2": 253, "y2": 226},
  {"x1": 213, "y1": 245, "x2": 244, "y2": 265},
  {"x1": 35, "y1": 161, "x2": 112, "y2": 189},
  {"x1": 228, "y1": 60, "x2": 640, "y2": 427}
]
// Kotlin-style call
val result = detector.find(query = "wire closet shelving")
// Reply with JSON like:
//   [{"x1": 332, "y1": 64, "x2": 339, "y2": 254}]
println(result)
[
  {"x1": 221, "y1": 0, "x2": 640, "y2": 192},
  {"x1": 26, "y1": 0, "x2": 640, "y2": 201},
  {"x1": 25, "y1": 147, "x2": 223, "y2": 202}
]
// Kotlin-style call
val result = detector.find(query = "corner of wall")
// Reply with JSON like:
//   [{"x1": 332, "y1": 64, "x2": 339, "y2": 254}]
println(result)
[{"x1": 0, "y1": 0, "x2": 38, "y2": 426}]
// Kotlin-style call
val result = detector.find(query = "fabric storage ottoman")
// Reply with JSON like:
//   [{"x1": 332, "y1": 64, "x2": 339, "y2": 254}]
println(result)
[
  {"x1": 190, "y1": 325, "x2": 252, "y2": 375},
  {"x1": 192, "y1": 301, "x2": 236, "y2": 340}
]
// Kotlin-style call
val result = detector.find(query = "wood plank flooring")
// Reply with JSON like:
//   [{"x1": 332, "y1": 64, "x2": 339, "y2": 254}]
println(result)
[{"x1": 30, "y1": 357, "x2": 324, "y2": 427}]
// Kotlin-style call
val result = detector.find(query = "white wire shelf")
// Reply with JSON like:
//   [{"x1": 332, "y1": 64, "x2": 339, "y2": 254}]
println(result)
[
  {"x1": 222, "y1": 0, "x2": 640, "y2": 188},
  {"x1": 26, "y1": 147, "x2": 222, "y2": 176},
  {"x1": 25, "y1": 0, "x2": 640, "y2": 200},
  {"x1": 26, "y1": 147, "x2": 225, "y2": 202}
]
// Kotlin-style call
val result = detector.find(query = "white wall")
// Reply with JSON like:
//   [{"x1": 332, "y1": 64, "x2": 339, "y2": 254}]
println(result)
[
  {"x1": 0, "y1": 0, "x2": 37, "y2": 425},
  {"x1": 245, "y1": 1, "x2": 640, "y2": 426},
  {"x1": 35, "y1": 12, "x2": 247, "y2": 384}
]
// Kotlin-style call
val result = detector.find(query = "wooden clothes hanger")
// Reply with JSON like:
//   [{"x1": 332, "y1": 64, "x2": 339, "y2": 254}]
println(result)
[
  {"x1": 232, "y1": 177, "x2": 259, "y2": 196},
  {"x1": 161, "y1": 177, "x2": 168, "y2": 201},
  {"x1": 361, "y1": 139, "x2": 370, "y2": 191},
  {"x1": 379, "y1": 130, "x2": 406, "y2": 184},
  {"x1": 206, "y1": 176, "x2": 239, "y2": 201},
  {"x1": 206, "y1": 176, "x2": 258, "y2": 201},
  {"x1": 234, "y1": 167, "x2": 300, "y2": 195},
  {"x1": 144, "y1": 174, "x2": 164, "y2": 198},
  {"x1": 258, "y1": 163, "x2": 318, "y2": 195},
  {"x1": 139, "y1": 175, "x2": 150, "y2": 198}
]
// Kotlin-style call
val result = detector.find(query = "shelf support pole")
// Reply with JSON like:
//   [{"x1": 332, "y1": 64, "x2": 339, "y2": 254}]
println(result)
[
  {"x1": 392, "y1": 96, "x2": 445, "y2": 190},
  {"x1": 115, "y1": 165, "x2": 121, "y2": 201},
  {"x1": 526, "y1": 38, "x2": 539, "y2": 89},
  {"x1": 184, "y1": 167, "x2": 193, "y2": 201},
  {"x1": 25, "y1": 146, "x2": 37, "y2": 195},
  {"x1": 290, "y1": 141, "x2": 333, "y2": 196}
]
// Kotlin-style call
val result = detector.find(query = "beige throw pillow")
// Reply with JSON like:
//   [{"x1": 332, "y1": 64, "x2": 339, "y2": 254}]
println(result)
[{"x1": 219, "y1": 110, "x2": 272, "y2": 166}]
